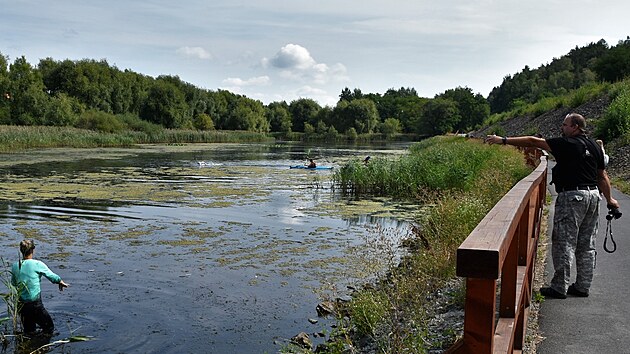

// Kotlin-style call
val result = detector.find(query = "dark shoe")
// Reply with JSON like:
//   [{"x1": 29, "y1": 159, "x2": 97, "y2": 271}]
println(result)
[
  {"x1": 540, "y1": 287, "x2": 567, "y2": 299},
  {"x1": 567, "y1": 284, "x2": 589, "y2": 297}
]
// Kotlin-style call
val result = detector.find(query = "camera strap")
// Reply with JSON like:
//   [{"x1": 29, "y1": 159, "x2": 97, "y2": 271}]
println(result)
[{"x1": 604, "y1": 218, "x2": 617, "y2": 253}]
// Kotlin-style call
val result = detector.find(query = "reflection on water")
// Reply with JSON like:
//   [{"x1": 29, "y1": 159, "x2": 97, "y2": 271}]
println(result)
[
  {"x1": 0, "y1": 142, "x2": 415, "y2": 353},
  {"x1": 0, "y1": 204, "x2": 144, "y2": 222}
]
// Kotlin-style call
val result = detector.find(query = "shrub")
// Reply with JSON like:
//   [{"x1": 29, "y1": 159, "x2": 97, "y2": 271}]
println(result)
[
  {"x1": 346, "y1": 127, "x2": 358, "y2": 141},
  {"x1": 348, "y1": 290, "x2": 390, "y2": 337},
  {"x1": 193, "y1": 113, "x2": 215, "y2": 131},
  {"x1": 596, "y1": 85, "x2": 630, "y2": 141},
  {"x1": 118, "y1": 113, "x2": 163, "y2": 134},
  {"x1": 75, "y1": 110, "x2": 125, "y2": 133},
  {"x1": 486, "y1": 124, "x2": 506, "y2": 136}
]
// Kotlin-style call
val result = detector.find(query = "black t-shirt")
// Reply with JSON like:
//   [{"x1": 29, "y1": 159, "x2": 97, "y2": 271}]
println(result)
[{"x1": 546, "y1": 135, "x2": 605, "y2": 189}]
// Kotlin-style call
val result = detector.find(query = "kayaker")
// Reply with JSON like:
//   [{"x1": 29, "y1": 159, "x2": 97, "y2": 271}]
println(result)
[{"x1": 307, "y1": 159, "x2": 316, "y2": 168}]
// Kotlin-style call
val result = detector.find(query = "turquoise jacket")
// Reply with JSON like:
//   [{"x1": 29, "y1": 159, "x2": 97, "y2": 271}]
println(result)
[{"x1": 11, "y1": 259, "x2": 62, "y2": 302}]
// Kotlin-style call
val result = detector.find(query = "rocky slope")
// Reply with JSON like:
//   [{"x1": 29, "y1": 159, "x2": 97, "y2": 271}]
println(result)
[{"x1": 471, "y1": 95, "x2": 629, "y2": 182}]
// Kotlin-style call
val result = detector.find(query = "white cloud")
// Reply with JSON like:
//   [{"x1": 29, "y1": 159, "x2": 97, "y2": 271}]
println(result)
[
  {"x1": 296, "y1": 85, "x2": 328, "y2": 97},
  {"x1": 176, "y1": 46, "x2": 212, "y2": 60},
  {"x1": 296, "y1": 86, "x2": 337, "y2": 106},
  {"x1": 315, "y1": 63, "x2": 349, "y2": 85},
  {"x1": 222, "y1": 76, "x2": 271, "y2": 87},
  {"x1": 262, "y1": 44, "x2": 350, "y2": 85},
  {"x1": 268, "y1": 44, "x2": 316, "y2": 69}
]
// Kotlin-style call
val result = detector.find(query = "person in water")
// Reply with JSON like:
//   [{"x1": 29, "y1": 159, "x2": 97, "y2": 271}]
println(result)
[
  {"x1": 307, "y1": 159, "x2": 316, "y2": 168},
  {"x1": 11, "y1": 240, "x2": 69, "y2": 334}
]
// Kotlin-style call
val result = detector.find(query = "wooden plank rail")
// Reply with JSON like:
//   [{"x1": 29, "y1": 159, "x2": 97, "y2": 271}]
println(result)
[{"x1": 447, "y1": 148, "x2": 547, "y2": 354}]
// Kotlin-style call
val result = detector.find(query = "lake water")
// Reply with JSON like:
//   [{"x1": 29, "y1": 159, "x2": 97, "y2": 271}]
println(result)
[{"x1": 0, "y1": 142, "x2": 416, "y2": 353}]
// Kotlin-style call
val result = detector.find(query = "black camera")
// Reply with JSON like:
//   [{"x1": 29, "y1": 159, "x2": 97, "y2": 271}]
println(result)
[{"x1": 606, "y1": 205, "x2": 623, "y2": 220}]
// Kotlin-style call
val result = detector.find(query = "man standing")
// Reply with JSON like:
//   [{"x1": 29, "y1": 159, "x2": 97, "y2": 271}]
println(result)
[{"x1": 485, "y1": 113, "x2": 620, "y2": 299}]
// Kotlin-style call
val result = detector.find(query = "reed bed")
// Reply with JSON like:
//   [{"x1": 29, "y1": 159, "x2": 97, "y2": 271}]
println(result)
[
  {"x1": 334, "y1": 136, "x2": 530, "y2": 197},
  {"x1": 0, "y1": 125, "x2": 273, "y2": 152}
]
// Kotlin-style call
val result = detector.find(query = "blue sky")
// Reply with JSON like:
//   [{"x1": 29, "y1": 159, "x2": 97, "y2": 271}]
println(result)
[{"x1": 1, "y1": 0, "x2": 629, "y2": 106}]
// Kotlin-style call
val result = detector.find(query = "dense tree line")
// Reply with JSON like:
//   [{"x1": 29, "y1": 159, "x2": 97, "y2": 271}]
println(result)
[
  {"x1": 2, "y1": 37, "x2": 629, "y2": 138},
  {"x1": 488, "y1": 37, "x2": 630, "y2": 113},
  {"x1": 0, "y1": 52, "x2": 490, "y2": 138}
]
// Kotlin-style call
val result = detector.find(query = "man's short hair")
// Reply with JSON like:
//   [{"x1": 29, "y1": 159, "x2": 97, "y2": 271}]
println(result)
[{"x1": 566, "y1": 113, "x2": 586, "y2": 132}]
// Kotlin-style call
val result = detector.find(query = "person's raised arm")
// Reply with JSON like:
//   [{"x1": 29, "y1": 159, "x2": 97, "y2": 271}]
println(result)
[{"x1": 485, "y1": 134, "x2": 551, "y2": 151}]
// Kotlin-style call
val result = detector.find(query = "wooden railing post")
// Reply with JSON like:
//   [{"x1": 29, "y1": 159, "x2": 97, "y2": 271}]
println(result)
[
  {"x1": 461, "y1": 278, "x2": 497, "y2": 354},
  {"x1": 448, "y1": 150, "x2": 547, "y2": 354}
]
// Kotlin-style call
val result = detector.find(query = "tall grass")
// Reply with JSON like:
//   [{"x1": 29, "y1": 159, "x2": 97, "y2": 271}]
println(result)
[
  {"x1": 334, "y1": 136, "x2": 530, "y2": 198},
  {"x1": 0, "y1": 125, "x2": 274, "y2": 152},
  {"x1": 324, "y1": 136, "x2": 532, "y2": 353},
  {"x1": 1, "y1": 257, "x2": 23, "y2": 337},
  {"x1": 595, "y1": 80, "x2": 630, "y2": 142}
]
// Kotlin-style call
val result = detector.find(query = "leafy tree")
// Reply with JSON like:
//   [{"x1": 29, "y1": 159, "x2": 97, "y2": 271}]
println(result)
[
  {"x1": 348, "y1": 98, "x2": 380, "y2": 134},
  {"x1": 323, "y1": 126, "x2": 339, "y2": 141},
  {"x1": 8, "y1": 56, "x2": 51, "y2": 125},
  {"x1": 0, "y1": 52, "x2": 10, "y2": 123},
  {"x1": 316, "y1": 105, "x2": 334, "y2": 128},
  {"x1": 70, "y1": 59, "x2": 115, "y2": 112},
  {"x1": 594, "y1": 39, "x2": 630, "y2": 82},
  {"x1": 45, "y1": 93, "x2": 84, "y2": 126},
  {"x1": 38, "y1": 57, "x2": 71, "y2": 95},
  {"x1": 227, "y1": 97, "x2": 269, "y2": 132},
  {"x1": 208, "y1": 90, "x2": 233, "y2": 130},
  {"x1": 266, "y1": 101, "x2": 292, "y2": 132},
  {"x1": 418, "y1": 98, "x2": 460, "y2": 136},
  {"x1": 157, "y1": 75, "x2": 207, "y2": 120},
  {"x1": 567, "y1": 39, "x2": 609, "y2": 70},
  {"x1": 289, "y1": 98, "x2": 321, "y2": 132},
  {"x1": 380, "y1": 117, "x2": 402, "y2": 138},
  {"x1": 339, "y1": 87, "x2": 353, "y2": 102},
  {"x1": 488, "y1": 67, "x2": 539, "y2": 114},
  {"x1": 345, "y1": 127, "x2": 358, "y2": 140},
  {"x1": 339, "y1": 87, "x2": 363, "y2": 102},
  {"x1": 303, "y1": 122, "x2": 315, "y2": 136},
  {"x1": 316, "y1": 120, "x2": 328, "y2": 134},
  {"x1": 140, "y1": 79, "x2": 189, "y2": 128},
  {"x1": 332, "y1": 98, "x2": 380, "y2": 134},
  {"x1": 110, "y1": 70, "x2": 142, "y2": 114},
  {"x1": 371, "y1": 87, "x2": 426, "y2": 133},
  {"x1": 437, "y1": 87, "x2": 489, "y2": 132},
  {"x1": 545, "y1": 70, "x2": 574, "y2": 93}
]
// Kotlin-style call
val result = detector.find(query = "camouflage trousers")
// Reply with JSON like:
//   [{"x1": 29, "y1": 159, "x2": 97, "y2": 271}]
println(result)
[{"x1": 551, "y1": 189, "x2": 601, "y2": 293}]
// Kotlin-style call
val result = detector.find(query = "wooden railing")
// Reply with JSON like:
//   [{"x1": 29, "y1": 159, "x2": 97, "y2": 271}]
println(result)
[{"x1": 448, "y1": 149, "x2": 548, "y2": 354}]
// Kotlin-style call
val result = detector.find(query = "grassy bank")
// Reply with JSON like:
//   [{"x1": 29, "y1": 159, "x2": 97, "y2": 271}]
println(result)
[
  {"x1": 316, "y1": 137, "x2": 532, "y2": 353},
  {"x1": 0, "y1": 125, "x2": 274, "y2": 152}
]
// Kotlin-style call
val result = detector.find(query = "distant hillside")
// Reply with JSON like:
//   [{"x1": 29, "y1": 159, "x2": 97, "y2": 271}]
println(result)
[{"x1": 487, "y1": 37, "x2": 630, "y2": 114}]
